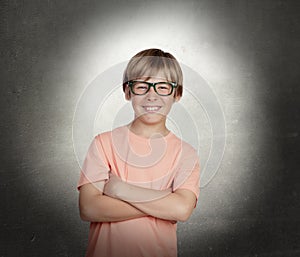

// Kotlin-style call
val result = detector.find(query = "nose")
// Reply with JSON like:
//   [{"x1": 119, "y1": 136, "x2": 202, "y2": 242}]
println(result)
[{"x1": 146, "y1": 86, "x2": 158, "y2": 101}]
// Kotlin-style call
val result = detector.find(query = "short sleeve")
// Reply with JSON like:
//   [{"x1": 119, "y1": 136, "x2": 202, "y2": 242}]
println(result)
[
  {"x1": 77, "y1": 135, "x2": 110, "y2": 191},
  {"x1": 172, "y1": 146, "x2": 200, "y2": 200}
]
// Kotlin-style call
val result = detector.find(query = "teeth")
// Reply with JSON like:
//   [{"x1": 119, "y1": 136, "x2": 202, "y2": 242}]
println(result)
[{"x1": 145, "y1": 106, "x2": 160, "y2": 111}]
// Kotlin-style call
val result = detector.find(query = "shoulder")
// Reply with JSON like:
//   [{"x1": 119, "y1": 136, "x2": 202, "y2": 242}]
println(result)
[
  {"x1": 169, "y1": 132, "x2": 198, "y2": 156},
  {"x1": 94, "y1": 125, "x2": 127, "y2": 142}
]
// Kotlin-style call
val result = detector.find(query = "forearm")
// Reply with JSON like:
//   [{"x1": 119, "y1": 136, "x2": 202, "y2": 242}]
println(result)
[
  {"x1": 105, "y1": 180, "x2": 192, "y2": 222},
  {"x1": 104, "y1": 176, "x2": 196, "y2": 222},
  {"x1": 79, "y1": 183, "x2": 147, "y2": 223},
  {"x1": 113, "y1": 182, "x2": 172, "y2": 203},
  {"x1": 109, "y1": 182, "x2": 182, "y2": 220},
  {"x1": 129, "y1": 191, "x2": 191, "y2": 222}
]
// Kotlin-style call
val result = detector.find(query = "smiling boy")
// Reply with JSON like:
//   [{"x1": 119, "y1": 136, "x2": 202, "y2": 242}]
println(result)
[{"x1": 78, "y1": 48, "x2": 200, "y2": 257}]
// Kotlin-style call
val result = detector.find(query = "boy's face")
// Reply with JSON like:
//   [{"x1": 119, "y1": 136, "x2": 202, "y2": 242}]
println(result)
[{"x1": 125, "y1": 75, "x2": 181, "y2": 126}]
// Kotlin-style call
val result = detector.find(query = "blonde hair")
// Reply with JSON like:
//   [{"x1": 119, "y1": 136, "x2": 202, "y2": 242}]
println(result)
[{"x1": 123, "y1": 48, "x2": 183, "y2": 97}]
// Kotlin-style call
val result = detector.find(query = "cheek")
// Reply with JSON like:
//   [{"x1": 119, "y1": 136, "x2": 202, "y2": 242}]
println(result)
[
  {"x1": 160, "y1": 100, "x2": 174, "y2": 114},
  {"x1": 131, "y1": 98, "x2": 141, "y2": 111},
  {"x1": 165, "y1": 98, "x2": 175, "y2": 108}
]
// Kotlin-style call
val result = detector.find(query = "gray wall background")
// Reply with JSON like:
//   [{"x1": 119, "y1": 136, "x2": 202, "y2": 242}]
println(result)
[{"x1": 1, "y1": 0, "x2": 299, "y2": 256}]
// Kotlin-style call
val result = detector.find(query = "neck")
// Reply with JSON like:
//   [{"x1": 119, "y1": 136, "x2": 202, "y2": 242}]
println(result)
[{"x1": 128, "y1": 119, "x2": 169, "y2": 138}]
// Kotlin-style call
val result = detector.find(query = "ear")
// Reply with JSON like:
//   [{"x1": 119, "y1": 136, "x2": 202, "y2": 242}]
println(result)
[
  {"x1": 124, "y1": 84, "x2": 131, "y2": 100},
  {"x1": 174, "y1": 94, "x2": 181, "y2": 102}
]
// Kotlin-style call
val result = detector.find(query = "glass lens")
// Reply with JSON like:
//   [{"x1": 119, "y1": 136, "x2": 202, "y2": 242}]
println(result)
[
  {"x1": 156, "y1": 83, "x2": 172, "y2": 95},
  {"x1": 132, "y1": 82, "x2": 149, "y2": 95},
  {"x1": 131, "y1": 81, "x2": 173, "y2": 95}
]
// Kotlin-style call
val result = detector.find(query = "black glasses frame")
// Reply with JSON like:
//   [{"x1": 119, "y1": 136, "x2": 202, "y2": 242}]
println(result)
[{"x1": 127, "y1": 80, "x2": 177, "y2": 96}]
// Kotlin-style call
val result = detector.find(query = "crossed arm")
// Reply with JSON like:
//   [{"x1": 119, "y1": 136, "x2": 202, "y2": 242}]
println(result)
[{"x1": 79, "y1": 175, "x2": 197, "y2": 223}]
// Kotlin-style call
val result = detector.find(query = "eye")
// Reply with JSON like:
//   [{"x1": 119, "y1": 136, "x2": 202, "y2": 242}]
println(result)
[
  {"x1": 135, "y1": 84, "x2": 148, "y2": 90},
  {"x1": 158, "y1": 85, "x2": 168, "y2": 90},
  {"x1": 157, "y1": 83, "x2": 171, "y2": 90},
  {"x1": 132, "y1": 82, "x2": 149, "y2": 92}
]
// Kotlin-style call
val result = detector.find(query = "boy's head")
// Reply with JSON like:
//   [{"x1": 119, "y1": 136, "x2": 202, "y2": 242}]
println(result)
[{"x1": 123, "y1": 48, "x2": 183, "y2": 99}]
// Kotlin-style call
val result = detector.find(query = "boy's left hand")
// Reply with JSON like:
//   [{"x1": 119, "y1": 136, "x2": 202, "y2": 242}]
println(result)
[{"x1": 103, "y1": 173, "x2": 125, "y2": 199}]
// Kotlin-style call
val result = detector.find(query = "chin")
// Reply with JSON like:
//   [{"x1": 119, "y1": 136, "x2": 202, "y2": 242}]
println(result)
[{"x1": 138, "y1": 113, "x2": 165, "y2": 124}]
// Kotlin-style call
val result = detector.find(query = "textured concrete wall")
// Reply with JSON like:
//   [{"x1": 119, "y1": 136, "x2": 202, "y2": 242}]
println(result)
[{"x1": 1, "y1": 1, "x2": 299, "y2": 256}]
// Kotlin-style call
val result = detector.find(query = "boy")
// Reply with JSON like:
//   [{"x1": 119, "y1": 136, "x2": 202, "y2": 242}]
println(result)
[{"x1": 78, "y1": 48, "x2": 200, "y2": 257}]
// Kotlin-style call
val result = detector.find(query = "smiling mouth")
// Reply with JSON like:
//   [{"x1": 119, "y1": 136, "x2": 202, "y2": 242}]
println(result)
[{"x1": 143, "y1": 106, "x2": 161, "y2": 112}]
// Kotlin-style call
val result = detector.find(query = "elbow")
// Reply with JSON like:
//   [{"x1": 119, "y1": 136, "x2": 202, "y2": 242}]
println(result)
[
  {"x1": 79, "y1": 199, "x2": 107, "y2": 222},
  {"x1": 79, "y1": 200, "x2": 99, "y2": 222},
  {"x1": 79, "y1": 204, "x2": 92, "y2": 221},
  {"x1": 176, "y1": 204, "x2": 193, "y2": 222},
  {"x1": 177, "y1": 212, "x2": 190, "y2": 222},
  {"x1": 80, "y1": 212, "x2": 90, "y2": 222}
]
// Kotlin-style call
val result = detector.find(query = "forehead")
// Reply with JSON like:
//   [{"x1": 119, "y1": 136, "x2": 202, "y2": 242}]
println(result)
[
  {"x1": 126, "y1": 56, "x2": 178, "y2": 81},
  {"x1": 137, "y1": 72, "x2": 171, "y2": 82},
  {"x1": 128, "y1": 67, "x2": 175, "y2": 82}
]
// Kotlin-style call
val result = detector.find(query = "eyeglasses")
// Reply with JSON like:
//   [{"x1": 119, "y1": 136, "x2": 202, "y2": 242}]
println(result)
[{"x1": 128, "y1": 80, "x2": 177, "y2": 96}]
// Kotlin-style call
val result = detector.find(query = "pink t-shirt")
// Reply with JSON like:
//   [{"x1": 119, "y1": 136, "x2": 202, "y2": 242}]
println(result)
[{"x1": 78, "y1": 125, "x2": 200, "y2": 257}]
